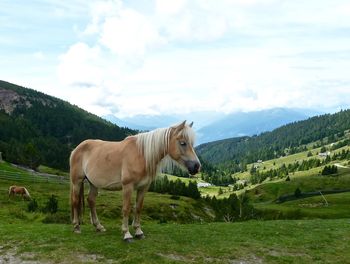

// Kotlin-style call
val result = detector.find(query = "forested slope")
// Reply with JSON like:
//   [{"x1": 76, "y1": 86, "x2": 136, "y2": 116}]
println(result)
[
  {"x1": 0, "y1": 80, "x2": 135, "y2": 170},
  {"x1": 197, "y1": 109, "x2": 350, "y2": 165}
]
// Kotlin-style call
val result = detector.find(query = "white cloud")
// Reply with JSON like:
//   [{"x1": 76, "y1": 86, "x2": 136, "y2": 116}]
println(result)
[
  {"x1": 98, "y1": 7, "x2": 165, "y2": 56},
  {"x1": 57, "y1": 42, "x2": 103, "y2": 86},
  {"x1": 155, "y1": 0, "x2": 187, "y2": 15},
  {"x1": 50, "y1": 0, "x2": 350, "y2": 118}
]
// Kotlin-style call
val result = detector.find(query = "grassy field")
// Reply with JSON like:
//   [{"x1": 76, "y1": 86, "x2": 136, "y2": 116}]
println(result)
[
  {"x1": 254, "y1": 192, "x2": 350, "y2": 220},
  {"x1": 1, "y1": 218, "x2": 349, "y2": 263},
  {"x1": 1, "y1": 163, "x2": 350, "y2": 263}
]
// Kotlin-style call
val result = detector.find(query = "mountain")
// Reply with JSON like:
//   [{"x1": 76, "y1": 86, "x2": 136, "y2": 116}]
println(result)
[
  {"x1": 196, "y1": 108, "x2": 316, "y2": 144},
  {"x1": 103, "y1": 114, "x2": 153, "y2": 131},
  {"x1": 196, "y1": 109, "x2": 350, "y2": 165},
  {"x1": 0, "y1": 80, "x2": 135, "y2": 170},
  {"x1": 106, "y1": 108, "x2": 319, "y2": 145},
  {"x1": 104, "y1": 111, "x2": 222, "y2": 132}
]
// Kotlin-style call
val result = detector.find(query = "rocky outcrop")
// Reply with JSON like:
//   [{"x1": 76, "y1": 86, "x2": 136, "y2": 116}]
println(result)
[
  {"x1": 0, "y1": 88, "x2": 21, "y2": 114},
  {"x1": 0, "y1": 88, "x2": 33, "y2": 114}
]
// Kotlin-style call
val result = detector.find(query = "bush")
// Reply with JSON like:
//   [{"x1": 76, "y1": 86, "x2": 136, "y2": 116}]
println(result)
[
  {"x1": 27, "y1": 199, "x2": 39, "y2": 212},
  {"x1": 42, "y1": 195, "x2": 58, "y2": 214},
  {"x1": 294, "y1": 187, "x2": 302, "y2": 198}
]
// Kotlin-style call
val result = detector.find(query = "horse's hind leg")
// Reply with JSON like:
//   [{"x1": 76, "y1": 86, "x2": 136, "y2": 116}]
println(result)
[
  {"x1": 133, "y1": 186, "x2": 148, "y2": 239},
  {"x1": 122, "y1": 183, "x2": 134, "y2": 242},
  {"x1": 87, "y1": 183, "x2": 106, "y2": 232},
  {"x1": 71, "y1": 181, "x2": 83, "y2": 233}
]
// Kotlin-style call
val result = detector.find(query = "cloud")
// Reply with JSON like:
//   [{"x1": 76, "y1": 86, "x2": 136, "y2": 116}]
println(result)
[
  {"x1": 57, "y1": 42, "x2": 103, "y2": 86},
  {"x1": 99, "y1": 8, "x2": 165, "y2": 56},
  {"x1": 53, "y1": 0, "x2": 350, "y2": 117}
]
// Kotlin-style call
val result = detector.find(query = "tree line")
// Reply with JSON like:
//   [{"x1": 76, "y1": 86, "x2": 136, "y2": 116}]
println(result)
[{"x1": 149, "y1": 175, "x2": 201, "y2": 199}]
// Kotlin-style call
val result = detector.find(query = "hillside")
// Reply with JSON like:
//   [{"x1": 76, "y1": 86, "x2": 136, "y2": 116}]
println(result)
[
  {"x1": 0, "y1": 80, "x2": 135, "y2": 170},
  {"x1": 196, "y1": 109, "x2": 350, "y2": 166}
]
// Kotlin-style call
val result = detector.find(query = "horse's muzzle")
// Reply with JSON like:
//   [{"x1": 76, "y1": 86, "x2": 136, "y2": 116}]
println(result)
[{"x1": 185, "y1": 160, "x2": 201, "y2": 175}]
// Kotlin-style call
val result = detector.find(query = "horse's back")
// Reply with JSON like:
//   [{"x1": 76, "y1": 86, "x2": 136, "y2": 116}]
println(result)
[{"x1": 70, "y1": 138, "x2": 139, "y2": 188}]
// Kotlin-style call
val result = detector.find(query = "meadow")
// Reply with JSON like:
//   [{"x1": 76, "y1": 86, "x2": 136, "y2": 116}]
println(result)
[{"x1": 1, "y1": 162, "x2": 350, "y2": 263}]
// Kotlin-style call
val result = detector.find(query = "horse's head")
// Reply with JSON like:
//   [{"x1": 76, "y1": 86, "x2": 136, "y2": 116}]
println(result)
[{"x1": 168, "y1": 121, "x2": 201, "y2": 175}]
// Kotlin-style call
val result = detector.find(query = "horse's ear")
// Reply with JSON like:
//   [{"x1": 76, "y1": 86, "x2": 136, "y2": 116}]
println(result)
[
  {"x1": 174, "y1": 120, "x2": 186, "y2": 134},
  {"x1": 189, "y1": 121, "x2": 193, "y2": 128}
]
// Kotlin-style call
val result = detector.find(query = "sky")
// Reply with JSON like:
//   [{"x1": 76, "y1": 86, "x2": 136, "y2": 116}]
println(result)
[{"x1": 1, "y1": 0, "x2": 350, "y2": 118}]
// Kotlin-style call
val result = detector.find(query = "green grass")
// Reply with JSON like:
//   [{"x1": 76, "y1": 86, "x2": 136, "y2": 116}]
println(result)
[
  {"x1": 247, "y1": 168, "x2": 350, "y2": 203},
  {"x1": 0, "y1": 161, "x2": 31, "y2": 173},
  {"x1": 0, "y1": 219, "x2": 349, "y2": 263},
  {"x1": 37, "y1": 165, "x2": 69, "y2": 177},
  {"x1": 1, "y1": 164, "x2": 350, "y2": 263},
  {"x1": 255, "y1": 192, "x2": 350, "y2": 220}
]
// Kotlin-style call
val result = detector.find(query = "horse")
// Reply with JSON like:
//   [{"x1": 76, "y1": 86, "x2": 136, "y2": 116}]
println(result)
[
  {"x1": 69, "y1": 121, "x2": 201, "y2": 242},
  {"x1": 8, "y1": 185, "x2": 31, "y2": 200}
]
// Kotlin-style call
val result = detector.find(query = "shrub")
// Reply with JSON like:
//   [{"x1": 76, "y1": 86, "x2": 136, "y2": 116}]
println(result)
[
  {"x1": 27, "y1": 199, "x2": 39, "y2": 212},
  {"x1": 43, "y1": 195, "x2": 58, "y2": 214},
  {"x1": 294, "y1": 187, "x2": 302, "y2": 198}
]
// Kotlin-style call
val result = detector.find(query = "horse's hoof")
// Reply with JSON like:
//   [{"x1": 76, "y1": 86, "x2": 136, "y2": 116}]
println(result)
[
  {"x1": 124, "y1": 238, "x2": 133, "y2": 243},
  {"x1": 73, "y1": 225, "x2": 81, "y2": 233},
  {"x1": 96, "y1": 227, "x2": 106, "y2": 232},
  {"x1": 73, "y1": 229, "x2": 81, "y2": 234},
  {"x1": 135, "y1": 233, "x2": 145, "y2": 240}
]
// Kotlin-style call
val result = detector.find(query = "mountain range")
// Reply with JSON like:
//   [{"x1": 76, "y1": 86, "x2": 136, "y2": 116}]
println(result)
[{"x1": 104, "y1": 108, "x2": 321, "y2": 144}]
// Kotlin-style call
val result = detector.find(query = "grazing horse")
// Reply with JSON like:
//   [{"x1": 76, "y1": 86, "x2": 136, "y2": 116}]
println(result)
[
  {"x1": 70, "y1": 121, "x2": 201, "y2": 242},
  {"x1": 8, "y1": 186, "x2": 31, "y2": 200}
]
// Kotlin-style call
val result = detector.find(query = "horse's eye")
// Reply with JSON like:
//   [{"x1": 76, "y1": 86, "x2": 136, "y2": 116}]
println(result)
[{"x1": 179, "y1": 141, "x2": 187, "y2": 147}]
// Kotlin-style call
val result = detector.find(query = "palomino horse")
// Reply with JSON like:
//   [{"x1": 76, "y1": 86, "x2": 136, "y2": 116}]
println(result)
[
  {"x1": 70, "y1": 121, "x2": 201, "y2": 242},
  {"x1": 8, "y1": 186, "x2": 31, "y2": 200}
]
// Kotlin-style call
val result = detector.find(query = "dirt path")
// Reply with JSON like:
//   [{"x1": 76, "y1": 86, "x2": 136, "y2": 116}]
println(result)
[{"x1": 335, "y1": 163, "x2": 349, "y2": 169}]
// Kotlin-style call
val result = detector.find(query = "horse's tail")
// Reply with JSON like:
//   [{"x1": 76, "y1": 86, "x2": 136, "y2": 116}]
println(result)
[
  {"x1": 70, "y1": 147, "x2": 85, "y2": 224},
  {"x1": 23, "y1": 187, "x2": 31, "y2": 199},
  {"x1": 70, "y1": 180, "x2": 85, "y2": 224},
  {"x1": 78, "y1": 181, "x2": 85, "y2": 223}
]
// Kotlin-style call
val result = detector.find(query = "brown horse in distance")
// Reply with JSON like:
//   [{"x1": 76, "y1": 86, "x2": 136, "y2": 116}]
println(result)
[{"x1": 8, "y1": 186, "x2": 31, "y2": 200}]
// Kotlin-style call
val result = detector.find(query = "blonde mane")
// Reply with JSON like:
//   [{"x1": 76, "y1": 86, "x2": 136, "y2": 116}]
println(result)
[{"x1": 135, "y1": 123, "x2": 196, "y2": 179}]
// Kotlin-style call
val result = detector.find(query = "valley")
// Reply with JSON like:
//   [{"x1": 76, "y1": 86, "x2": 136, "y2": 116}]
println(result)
[{"x1": 1, "y1": 80, "x2": 350, "y2": 263}]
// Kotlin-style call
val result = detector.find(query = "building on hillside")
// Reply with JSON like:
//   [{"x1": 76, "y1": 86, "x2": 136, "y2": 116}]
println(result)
[
  {"x1": 319, "y1": 151, "x2": 331, "y2": 157},
  {"x1": 236, "y1": 179, "x2": 247, "y2": 186},
  {"x1": 197, "y1": 182, "x2": 212, "y2": 188}
]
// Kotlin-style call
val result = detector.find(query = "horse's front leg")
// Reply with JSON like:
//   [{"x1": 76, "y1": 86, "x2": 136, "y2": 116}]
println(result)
[
  {"x1": 133, "y1": 186, "x2": 148, "y2": 239},
  {"x1": 122, "y1": 183, "x2": 134, "y2": 242}
]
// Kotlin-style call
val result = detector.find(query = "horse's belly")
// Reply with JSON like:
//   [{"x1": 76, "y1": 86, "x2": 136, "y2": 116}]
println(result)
[
  {"x1": 102, "y1": 182, "x2": 123, "y2": 191},
  {"x1": 86, "y1": 171, "x2": 122, "y2": 191}
]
